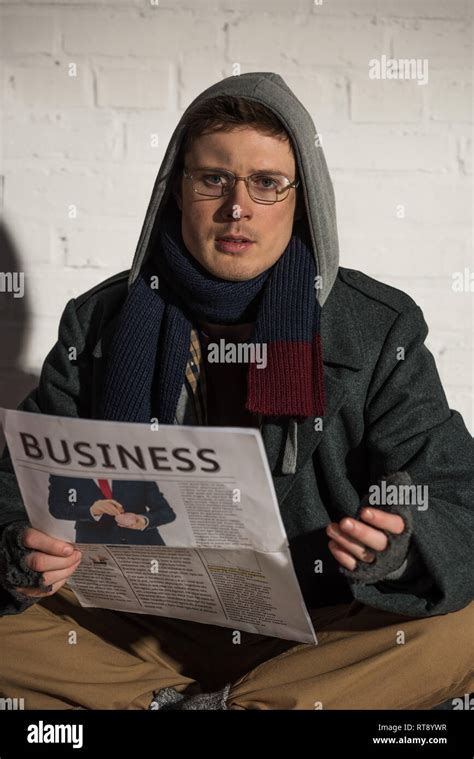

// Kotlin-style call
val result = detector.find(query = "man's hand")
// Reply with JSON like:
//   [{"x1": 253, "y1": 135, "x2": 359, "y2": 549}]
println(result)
[
  {"x1": 90, "y1": 499, "x2": 124, "y2": 518},
  {"x1": 15, "y1": 527, "x2": 82, "y2": 599},
  {"x1": 326, "y1": 507, "x2": 405, "y2": 571},
  {"x1": 114, "y1": 513, "x2": 147, "y2": 530}
]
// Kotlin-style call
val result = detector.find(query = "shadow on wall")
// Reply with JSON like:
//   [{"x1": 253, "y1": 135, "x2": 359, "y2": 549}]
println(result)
[{"x1": 0, "y1": 220, "x2": 39, "y2": 451}]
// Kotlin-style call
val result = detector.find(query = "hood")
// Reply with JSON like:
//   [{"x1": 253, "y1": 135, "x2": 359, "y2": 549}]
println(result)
[{"x1": 128, "y1": 71, "x2": 340, "y2": 308}]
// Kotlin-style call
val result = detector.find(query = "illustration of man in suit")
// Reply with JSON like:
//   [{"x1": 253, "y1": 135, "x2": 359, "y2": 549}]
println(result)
[{"x1": 48, "y1": 475, "x2": 176, "y2": 545}]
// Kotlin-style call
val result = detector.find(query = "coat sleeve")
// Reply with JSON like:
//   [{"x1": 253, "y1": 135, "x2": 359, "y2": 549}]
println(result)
[
  {"x1": 1, "y1": 298, "x2": 87, "y2": 530},
  {"x1": 348, "y1": 304, "x2": 474, "y2": 617},
  {"x1": 48, "y1": 475, "x2": 98, "y2": 522},
  {"x1": 144, "y1": 482, "x2": 177, "y2": 530},
  {"x1": 0, "y1": 298, "x2": 86, "y2": 614}
]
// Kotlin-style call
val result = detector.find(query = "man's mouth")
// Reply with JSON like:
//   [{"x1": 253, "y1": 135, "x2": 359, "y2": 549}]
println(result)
[
  {"x1": 216, "y1": 235, "x2": 254, "y2": 243},
  {"x1": 215, "y1": 235, "x2": 255, "y2": 252},
  {"x1": 216, "y1": 235, "x2": 253, "y2": 253}
]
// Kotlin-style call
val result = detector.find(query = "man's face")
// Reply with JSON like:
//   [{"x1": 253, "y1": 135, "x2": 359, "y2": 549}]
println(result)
[{"x1": 174, "y1": 127, "x2": 299, "y2": 281}]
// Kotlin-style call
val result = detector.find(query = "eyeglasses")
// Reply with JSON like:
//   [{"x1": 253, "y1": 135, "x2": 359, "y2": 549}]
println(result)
[{"x1": 183, "y1": 166, "x2": 300, "y2": 205}]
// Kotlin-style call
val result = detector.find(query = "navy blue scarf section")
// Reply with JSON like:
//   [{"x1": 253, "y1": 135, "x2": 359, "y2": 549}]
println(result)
[{"x1": 98, "y1": 203, "x2": 325, "y2": 425}]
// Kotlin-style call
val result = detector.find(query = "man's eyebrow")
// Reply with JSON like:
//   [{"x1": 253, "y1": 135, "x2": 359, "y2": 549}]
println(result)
[{"x1": 195, "y1": 165, "x2": 291, "y2": 176}]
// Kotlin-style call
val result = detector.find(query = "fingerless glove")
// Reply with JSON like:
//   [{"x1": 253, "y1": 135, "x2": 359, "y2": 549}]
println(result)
[
  {"x1": 0, "y1": 520, "x2": 52, "y2": 615},
  {"x1": 338, "y1": 471, "x2": 415, "y2": 585}
]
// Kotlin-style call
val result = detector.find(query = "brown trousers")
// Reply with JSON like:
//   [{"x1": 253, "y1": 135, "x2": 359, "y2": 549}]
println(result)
[{"x1": 1, "y1": 584, "x2": 473, "y2": 710}]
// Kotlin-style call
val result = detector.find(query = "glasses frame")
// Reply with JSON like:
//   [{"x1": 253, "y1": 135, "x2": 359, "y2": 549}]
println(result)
[{"x1": 182, "y1": 166, "x2": 300, "y2": 205}]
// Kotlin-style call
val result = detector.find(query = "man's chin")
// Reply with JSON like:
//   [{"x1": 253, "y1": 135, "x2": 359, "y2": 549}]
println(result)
[
  {"x1": 200, "y1": 255, "x2": 267, "y2": 282},
  {"x1": 211, "y1": 266, "x2": 265, "y2": 282}
]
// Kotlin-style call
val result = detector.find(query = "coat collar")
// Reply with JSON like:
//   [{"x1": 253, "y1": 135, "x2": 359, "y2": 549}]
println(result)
[
  {"x1": 261, "y1": 272, "x2": 365, "y2": 503},
  {"x1": 319, "y1": 273, "x2": 365, "y2": 370}
]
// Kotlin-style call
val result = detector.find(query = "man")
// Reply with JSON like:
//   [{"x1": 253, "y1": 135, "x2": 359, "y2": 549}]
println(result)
[
  {"x1": 47, "y1": 474, "x2": 176, "y2": 545},
  {"x1": 0, "y1": 72, "x2": 473, "y2": 710}
]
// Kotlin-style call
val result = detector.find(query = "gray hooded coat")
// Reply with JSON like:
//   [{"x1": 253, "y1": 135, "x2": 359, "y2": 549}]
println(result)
[{"x1": 1, "y1": 72, "x2": 473, "y2": 619}]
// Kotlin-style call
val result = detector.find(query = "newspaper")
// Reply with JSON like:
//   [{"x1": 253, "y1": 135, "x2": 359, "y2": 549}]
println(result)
[{"x1": 0, "y1": 408, "x2": 317, "y2": 644}]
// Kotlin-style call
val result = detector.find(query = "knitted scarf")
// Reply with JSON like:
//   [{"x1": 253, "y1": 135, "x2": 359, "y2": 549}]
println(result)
[{"x1": 98, "y1": 202, "x2": 325, "y2": 425}]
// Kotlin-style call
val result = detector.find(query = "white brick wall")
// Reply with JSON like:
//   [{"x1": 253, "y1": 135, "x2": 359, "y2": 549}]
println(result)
[{"x1": 0, "y1": 0, "x2": 472, "y2": 435}]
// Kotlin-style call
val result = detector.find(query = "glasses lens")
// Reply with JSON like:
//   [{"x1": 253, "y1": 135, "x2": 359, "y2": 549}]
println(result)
[
  {"x1": 248, "y1": 174, "x2": 290, "y2": 202},
  {"x1": 192, "y1": 170, "x2": 232, "y2": 197}
]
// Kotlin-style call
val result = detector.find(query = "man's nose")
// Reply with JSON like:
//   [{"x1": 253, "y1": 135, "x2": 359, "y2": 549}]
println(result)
[{"x1": 220, "y1": 179, "x2": 253, "y2": 219}]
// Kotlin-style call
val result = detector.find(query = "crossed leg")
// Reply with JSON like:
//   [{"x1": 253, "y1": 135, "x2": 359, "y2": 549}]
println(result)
[{"x1": 1, "y1": 584, "x2": 472, "y2": 710}]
